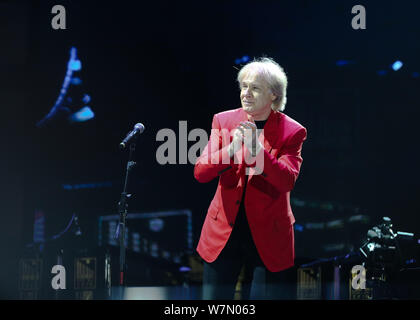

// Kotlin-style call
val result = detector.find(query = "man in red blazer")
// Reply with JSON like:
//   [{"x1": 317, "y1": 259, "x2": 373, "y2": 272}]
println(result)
[{"x1": 194, "y1": 57, "x2": 307, "y2": 299}]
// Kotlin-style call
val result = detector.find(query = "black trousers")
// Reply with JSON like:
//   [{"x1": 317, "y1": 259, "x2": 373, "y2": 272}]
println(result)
[{"x1": 202, "y1": 202, "x2": 296, "y2": 300}]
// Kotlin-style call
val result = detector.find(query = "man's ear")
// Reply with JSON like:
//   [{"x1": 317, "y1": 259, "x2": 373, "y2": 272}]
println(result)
[{"x1": 271, "y1": 93, "x2": 276, "y2": 101}]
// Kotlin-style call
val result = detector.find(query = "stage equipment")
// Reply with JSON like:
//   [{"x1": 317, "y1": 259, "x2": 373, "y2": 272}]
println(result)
[
  {"x1": 18, "y1": 258, "x2": 43, "y2": 299},
  {"x1": 291, "y1": 198, "x2": 371, "y2": 259},
  {"x1": 359, "y1": 217, "x2": 418, "y2": 272},
  {"x1": 98, "y1": 209, "x2": 193, "y2": 267},
  {"x1": 297, "y1": 216, "x2": 420, "y2": 299},
  {"x1": 356, "y1": 216, "x2": 419, "y2": 299},
  {"x1": 119, "y1": 123, "x2": 145, "y2": 149},
  {"x1": 20, "y1": 212, "x2": 111, "y2": 300},
  {"x1": 115, "y1": 125, "x2": 144, "y2": 286},
  {"x1": 297, "y1": 266, "x2": 322, "y2": 299}
]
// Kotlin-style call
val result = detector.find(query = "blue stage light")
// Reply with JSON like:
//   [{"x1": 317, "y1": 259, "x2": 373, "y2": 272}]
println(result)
[
  {"x1": 391, "y1": 60, "x2": 403, "y2": 71},
  {"x1": 235, "y1": 55, "x2": 250, "y2": 65},
  {"x1": 377, "y1": 70, "x2": 387, "y2": 76},
  {"x1": 70, "y1": 77, "x2": 82, "y2": 85},
  {"x1": 69, "y1": 106, "x2": 94, "y2": 122},
  {"x1": 68, "y1": 59, "x2": 81, "y2": 71},
  {"x1": 336, "y1": 60, "x2": 350, "y2": 66},
  {"x1": 82, "y1": 94, "x2": 91, "y2": 104},
  {"x1": 62, "y1": 181, "x2": 112, "y2": 190},
  {"x1": 294, "y1": 224, "x2": 304, "y2": 232}
]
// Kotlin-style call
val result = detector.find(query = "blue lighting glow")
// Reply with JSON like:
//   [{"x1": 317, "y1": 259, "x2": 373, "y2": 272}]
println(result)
[
  {"x1": 82, "y1": 94, "x2": 91, "y2": 104},
  {"x1": 377, "y1": 70, "x2": 387, "y2": 76},
  {"x1": 33, "y1": 210, "x2": 45, "y2": 250},
  {"x1": 179, "y1": 266, "x2": 191, "y2": 272},
  {"x1": 69, "y1": 106, "x2": 94, "y2": 122},
  {"x1": 294, "y1": 224, "x2": 304, "y2": 232},
  {"x1": 69, "y1": 59, "x2": 82, "y2": 71},
  {"x1": 391, "y1": 60, "x2": 403, "y2": 71},
  {"x1": 70, "y1": 77, "x2": 82, "y2": 85},
  {"x1": 62, "y1": 181, "x2": 112, "y2": 190},
  {"x1": 235, "y1": 55, "x2": 250, "y2": 65},
  {"x1": 336, "y1": 60, "x2": 350, "y2": 66}
]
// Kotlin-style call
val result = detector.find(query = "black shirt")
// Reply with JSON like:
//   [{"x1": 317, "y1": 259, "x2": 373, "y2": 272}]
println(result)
[{"x1": 221, "y1": 120, "x2": 267, "y2": 263}]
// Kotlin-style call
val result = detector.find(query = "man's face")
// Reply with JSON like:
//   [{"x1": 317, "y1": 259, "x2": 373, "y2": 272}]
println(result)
[{"x1": 240, "y1": 72, "x2": 275, "y2": 119}]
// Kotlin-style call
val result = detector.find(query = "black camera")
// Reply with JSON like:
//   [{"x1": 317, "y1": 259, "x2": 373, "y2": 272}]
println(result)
[{"x1": 359, "y1": 217, "x2": 418, "y2": 271}]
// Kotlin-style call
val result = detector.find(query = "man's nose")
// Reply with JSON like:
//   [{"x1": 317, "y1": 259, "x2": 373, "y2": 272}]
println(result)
[{"x1": 243, "y1": 88, "x2": 252, "y2": 97}]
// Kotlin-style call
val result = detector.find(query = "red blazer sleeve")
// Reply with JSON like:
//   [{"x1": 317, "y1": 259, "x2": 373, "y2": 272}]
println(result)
[
  {"x1": 260, "y1": 127, "x2": 307, "y2": 193},
  {"x1": 194, "y1": 114, "x2": 239, "y2": 185}
]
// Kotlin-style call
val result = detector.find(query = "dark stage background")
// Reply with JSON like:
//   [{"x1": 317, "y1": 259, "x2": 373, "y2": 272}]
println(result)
[{"x1": 1, "y1": 0, "x2": 420, "y2": 299}]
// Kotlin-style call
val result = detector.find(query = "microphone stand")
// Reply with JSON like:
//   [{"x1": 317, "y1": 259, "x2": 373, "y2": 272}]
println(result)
[{"x1": 116, "y1": 142, "x2": 137, "y2": 289}]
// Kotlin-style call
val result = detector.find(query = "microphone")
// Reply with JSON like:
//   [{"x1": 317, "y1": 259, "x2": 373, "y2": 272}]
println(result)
[{"x1": 120, "y1": 123, "x2": 145, "y2": 149}]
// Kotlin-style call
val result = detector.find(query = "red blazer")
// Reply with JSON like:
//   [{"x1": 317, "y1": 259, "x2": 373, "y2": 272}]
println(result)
[{"x1": 194, "y1": 108, "x2": 307, "y2": 272}]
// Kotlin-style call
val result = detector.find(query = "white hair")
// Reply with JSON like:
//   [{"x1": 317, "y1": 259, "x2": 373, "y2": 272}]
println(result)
[{"x1": 237, "y1": 57, "x2": 288, "y2": 112}]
